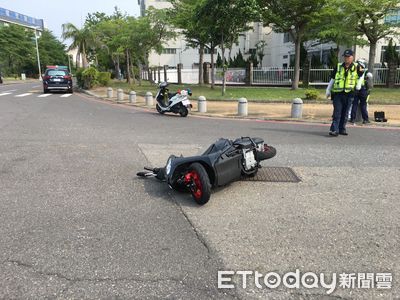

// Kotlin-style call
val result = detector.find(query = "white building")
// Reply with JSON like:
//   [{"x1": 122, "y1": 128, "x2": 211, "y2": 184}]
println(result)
[{"x1": 138, "y1": 0, "x2": 400, "y2": 69}]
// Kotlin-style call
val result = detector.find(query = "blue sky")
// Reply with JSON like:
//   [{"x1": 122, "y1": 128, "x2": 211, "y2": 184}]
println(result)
[{"x1": 0, "y1": 1, "x2": 140, "y2": 40}]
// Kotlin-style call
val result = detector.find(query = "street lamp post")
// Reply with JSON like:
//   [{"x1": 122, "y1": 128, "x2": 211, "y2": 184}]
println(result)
[{"x1": 33, "y1": 28, "x2": 42, "y2": 81}]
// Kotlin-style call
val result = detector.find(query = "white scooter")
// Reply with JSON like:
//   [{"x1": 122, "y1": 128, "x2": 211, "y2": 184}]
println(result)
[{"x1": 155, "y1": 82, "x2": 192, "y2": 117}]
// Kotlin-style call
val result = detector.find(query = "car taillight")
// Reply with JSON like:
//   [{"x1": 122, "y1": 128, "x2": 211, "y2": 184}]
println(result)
[
  {"x1": 43, "y1": 76, "x2": 51, "y2": 80},
  {"x1": 63, "y1": 76, "x2": 72, "y2": 80}
]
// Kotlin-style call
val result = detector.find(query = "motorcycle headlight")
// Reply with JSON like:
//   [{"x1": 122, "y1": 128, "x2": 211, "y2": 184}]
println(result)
[{"x1": 166, "y1": 158, "x2": 172, "y2": 175}]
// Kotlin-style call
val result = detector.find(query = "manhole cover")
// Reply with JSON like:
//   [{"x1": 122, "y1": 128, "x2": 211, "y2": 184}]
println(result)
[{"x1": 242, "y1": 167, "x2": 301, "y2": 183}]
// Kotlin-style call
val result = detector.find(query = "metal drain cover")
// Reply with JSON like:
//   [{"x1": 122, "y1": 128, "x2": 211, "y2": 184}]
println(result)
[{"x1": 242, "y1": 167, "x2": 301, "y2": 183}]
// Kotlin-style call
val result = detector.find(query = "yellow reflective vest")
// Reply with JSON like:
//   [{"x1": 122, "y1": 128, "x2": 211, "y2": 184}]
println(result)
[{"x1": 332, "y1": 63, "x2": 358, "y2": 93}]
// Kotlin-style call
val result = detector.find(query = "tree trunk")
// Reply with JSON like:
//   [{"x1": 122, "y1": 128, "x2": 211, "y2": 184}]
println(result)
[
  {"x1": 221, "y1": 33, "x2": 226, "y2": 96},
  {"x1": 198, "y1": 44, "x2": 204, "y2": 85},
  {"x1": 115, "y1": 56, "x2": 121, "y2": 80},
  {"x1": 82, "y1": 44, "x2": 88, "y2": 69},
  {"x1": 368, "y1": 42, "x2": 377, "y2": 88},
  {"x1": 138, "y1": 62, "x2": 142, "y2": 86},
  {"x1": 211, "y1": 47, "x2": 215, "y2": 89},
  {"x1": 126, "y1": 49, "x2": 132, "y2": 85},
  {"x1": 387, "y1": 61, "x2": 397, "y2": 88},
  {"x1": 292, "y1": 37, "x2": 301, "y2": 90},
  {"x1": 130, "y1": 56, "x2": 136, "y2": 85}
]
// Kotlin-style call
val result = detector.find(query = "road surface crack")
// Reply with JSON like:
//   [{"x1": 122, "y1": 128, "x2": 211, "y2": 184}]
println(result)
[{"x1": 4, "y1": 259, "x2": 184, "y2": 285}]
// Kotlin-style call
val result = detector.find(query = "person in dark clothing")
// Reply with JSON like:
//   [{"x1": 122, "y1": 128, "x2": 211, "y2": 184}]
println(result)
[
  {"x1": 349, "y1": 58, "x2": 373, "y2": 124},
  {"x1": 326, "y1": 49, "x2": 364, "y2": 137}
]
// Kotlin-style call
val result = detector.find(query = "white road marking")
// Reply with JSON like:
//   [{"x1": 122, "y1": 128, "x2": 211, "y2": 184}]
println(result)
[
  {"x1": 0, "y1": 92, "x2": 12, "y2": 97},
  {"x1": 60, "y1": 94, "x2": 72, "y2": 98},
  {"x1": 38, "y1": 94, "x2": 52, "y2": 98},
  {"x1": 15, "y1": 93, "x2": 32, "y2": 97}
]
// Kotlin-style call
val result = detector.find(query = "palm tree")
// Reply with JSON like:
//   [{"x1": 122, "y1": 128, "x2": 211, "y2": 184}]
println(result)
[{"x1": 61, "y1": 23, "x2": 94, "y2": 68}]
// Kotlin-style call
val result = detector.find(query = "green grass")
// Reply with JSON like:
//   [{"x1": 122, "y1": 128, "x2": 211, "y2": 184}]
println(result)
[{"x1": 108, "y1": 80, "x2": 400, "y2": 105}]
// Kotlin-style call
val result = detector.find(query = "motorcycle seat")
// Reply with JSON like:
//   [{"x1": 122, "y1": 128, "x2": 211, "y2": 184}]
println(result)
[
  {"x1": 202, "y1": 138, "x2": 233, "y2": 155},
  {"x1": 233, "y1": 137, "x2": 264, "y2": 149}
]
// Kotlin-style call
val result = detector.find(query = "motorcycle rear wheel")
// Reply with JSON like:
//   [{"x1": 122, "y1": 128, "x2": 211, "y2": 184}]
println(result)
[
  {"x1": 179, "y1": 106, "x2": 189, "y2": 117},
  {"x1": 186, "y1": 163, "x2": 211, "y2": 205}
]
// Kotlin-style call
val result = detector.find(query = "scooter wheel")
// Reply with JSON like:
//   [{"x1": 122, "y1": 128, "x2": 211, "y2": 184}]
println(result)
[
  {"x1": 156, "y1": 103, "x2": 165, "y2": 114},
  {"x1": 186, "y1": 163, "x2": 211, "y2": 205},
  {"x1": 179, "y1": 106, "x2": 189, "y2": 117}
]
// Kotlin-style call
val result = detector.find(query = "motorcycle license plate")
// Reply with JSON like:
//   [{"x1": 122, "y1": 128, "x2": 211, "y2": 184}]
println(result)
[{"x1": 182, "y1": 100, "x2": 191, "y2": 106}]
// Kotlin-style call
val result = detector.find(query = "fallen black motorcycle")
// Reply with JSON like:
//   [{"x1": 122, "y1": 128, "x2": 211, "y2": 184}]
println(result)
[{"x1": 137, "y1": 137, "x2": 276, "y2": 205}]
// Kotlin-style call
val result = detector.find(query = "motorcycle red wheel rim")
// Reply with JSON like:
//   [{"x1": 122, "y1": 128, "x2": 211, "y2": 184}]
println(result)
[{"x1": 185, "y1": 171, "x2": 203, "y2": 199}]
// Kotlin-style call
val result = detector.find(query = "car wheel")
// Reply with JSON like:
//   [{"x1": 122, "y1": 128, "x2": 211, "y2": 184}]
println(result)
[{"x1": 43, "y1": 88, "x2": 48, "y2": 94}]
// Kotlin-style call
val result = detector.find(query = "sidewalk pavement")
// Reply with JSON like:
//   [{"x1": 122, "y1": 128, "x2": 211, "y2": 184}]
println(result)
[
  {"x1": 1, "y1": 79, "x2": 39, "y2": 85},
  {"x1": 87, "y1": 87, "x2": 400, "y2": 127}
]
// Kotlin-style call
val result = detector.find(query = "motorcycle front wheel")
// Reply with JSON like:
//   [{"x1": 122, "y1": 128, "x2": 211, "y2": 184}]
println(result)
[
  {"x1": 179, "y1": 106, "x2": 189, "y2": 117},
  {"x1": 185, "y1": 163, "x2": 211, "y2": 205},
  {"x1": 156, "y1": 103, "x2": 165, "y2": 114}
]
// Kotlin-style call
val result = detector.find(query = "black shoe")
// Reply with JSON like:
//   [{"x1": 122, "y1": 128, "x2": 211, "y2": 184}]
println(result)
[
  {"x1": 329, "y1": 131, "x2": 339, "y2": 137},
  {"x1": 363, "y1": 120, "x2": 371, "y2": 124},
  {"x1": 339, "y1": 131, "x2": 348, "y2": 136}
]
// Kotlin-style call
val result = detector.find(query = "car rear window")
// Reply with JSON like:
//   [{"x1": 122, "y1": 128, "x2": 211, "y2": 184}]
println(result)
[{"x1": 46, "y1": 70, "x2": 68, "y2": 76}]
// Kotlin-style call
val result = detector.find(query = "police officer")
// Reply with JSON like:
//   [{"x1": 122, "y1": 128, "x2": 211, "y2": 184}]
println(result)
[
  {"x1": 349, "y1": 59, "x2": 373, "y2": 124},
  {"x1": 326, "y1": 49, "x2": 363, "y2": 136}
]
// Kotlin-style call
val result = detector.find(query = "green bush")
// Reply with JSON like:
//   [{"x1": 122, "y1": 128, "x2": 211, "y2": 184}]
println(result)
[
  {"x1": 98, "y1": 72, "x2": 111, "y2": 86},
  {"x1": 82, "y1": 67, "x2": 99, "y2": 89},
  {"x1": 304, "y1": 89, "x2": 320, "y2": 100},
  {"x1": 75, "y1": 68, "x2": 85, "y2": 88}
]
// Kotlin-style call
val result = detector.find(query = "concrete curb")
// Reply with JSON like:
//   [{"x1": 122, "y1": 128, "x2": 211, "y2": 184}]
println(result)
[{"x1": 78, "y1": 89, "x2": 400, "y2": 128}]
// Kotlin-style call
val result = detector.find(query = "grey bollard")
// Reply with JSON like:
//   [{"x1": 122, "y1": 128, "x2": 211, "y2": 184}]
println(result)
[
  {"x1": 238, "y1": 97, "x2": 248, "y2": 116},
  {"x1": 117, "y1": 89, "x2": 124, "y2": 102},
  {"x1": 198, "y1": 96, "x2": 207, "y2": 113},
  {"x1": 145, "y1": 91, "x2": 153, "y2": 107},
  {"x1": 129, "y1": 91, "x2": 137, "y2": 103},
  {"x1": 107, "y1": 87, "x2": 113, "y2": 98},
  {"x1": 291, "y1": 98, "x2": 303, "y2": 118}
]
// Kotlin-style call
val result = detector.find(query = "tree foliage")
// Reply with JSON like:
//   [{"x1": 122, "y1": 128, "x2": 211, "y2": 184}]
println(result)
[
  {"x1": 258, "y1": 0, "x2": 329, "y2": 89},
  {"x1": 0, "y1": 25, "x2": 67, "y2": 77}
]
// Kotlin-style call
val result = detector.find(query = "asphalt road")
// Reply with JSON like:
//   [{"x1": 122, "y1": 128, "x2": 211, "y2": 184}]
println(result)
[{"x1": 0, "y1": 82, "x2": 399, "y2": 299}]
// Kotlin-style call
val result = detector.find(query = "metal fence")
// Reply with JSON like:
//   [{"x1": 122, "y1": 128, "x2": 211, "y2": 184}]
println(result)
[
  {"x1": 212, "y1": 68, "x2": 246, "y2": 84},
  {"x1": 397, "y1": 69, "x2": 400, "y2": 85},
  {"x1": 142, "y1": 67, "x2": 400, "y2": 86},
  {"x1": 253, "y1": 67, "x2": 298, "y2": 85},
  {"x1": 180, "y1": 69, "x2": 198, "y2": 84},
  {"x1": 308, "y1": 69, "x2": 333, "y2": 86}
]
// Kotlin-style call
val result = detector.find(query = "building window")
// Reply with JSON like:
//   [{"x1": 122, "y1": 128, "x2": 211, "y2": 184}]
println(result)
[
  {"x1": 162, "y1": 48, "x2": 177, "y2": 54},
  {"x1": 385, "y1": 9, "x2": 400, "y2": 24},
  {"x1": 204, "y1": 48, "x2": 217, "y2": 54},
  {"x1": 380, "y1": 45, "x2": 400, "y2": 62},
  {"x1": 0, "y1": 8, "x2": 6, "y2": 16},
  {"x1": 283, "y1": 33, "x2": 290, "y2": 43},
  {"x1": 249, "y1": 48, "x2": 256, "y2": 55},
  {"x1": 283, "y1": 55, "x2": 288, "y2": 59}
]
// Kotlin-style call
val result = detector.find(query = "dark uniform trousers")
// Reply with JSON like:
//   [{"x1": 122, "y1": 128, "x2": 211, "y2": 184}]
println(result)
[{"x1": 330, "y1": 92, "x2": 354, "y2": 133}]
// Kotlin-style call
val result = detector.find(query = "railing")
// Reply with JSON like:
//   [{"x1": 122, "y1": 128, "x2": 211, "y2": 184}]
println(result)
[
  {"x1": 213, "y1": 68, "x2": 246, "y2": 84},
  {"x1": 308, "y1": 69, "x2": 333, "y2": 86},
  {"x1": 180, "y1": 69, "x2": 199, "y2": 84},
  {"x1": 373, "y1": 68, "x2": 388, "y2": 85},
  {"x1": 142, "y1": 67, "x2": 400, "y2": 86},
  {"x1": 253, "y1": 67, "x2": 297, "y2": 85}
]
